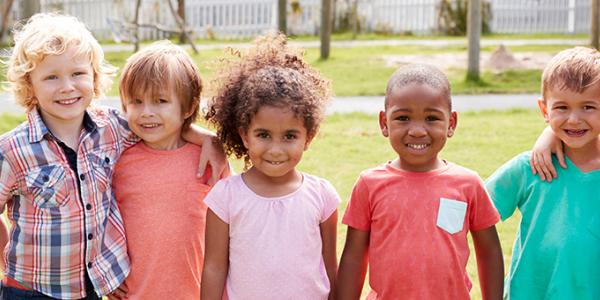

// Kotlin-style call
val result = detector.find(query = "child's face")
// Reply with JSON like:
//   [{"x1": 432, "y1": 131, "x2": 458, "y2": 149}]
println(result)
[
  {"x1": 379, "y1": 83, "x2": 457, "y2": 172},
  {"x1": 124, "y1": 89, "x2": 190, "y2": 150},
  {"x1": 29, "y1": 47, "x2": 94, "y2": 128},
  {"x1": 539, "y1": 83, "x2": 600, "y2": 150},
  {"x1": 240, "y1": 105, "x2": 311, "y2": 179}
]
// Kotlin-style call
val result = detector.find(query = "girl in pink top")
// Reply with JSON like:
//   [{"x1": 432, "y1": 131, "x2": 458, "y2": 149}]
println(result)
[{"x1": 201, "y1": 33, "x2": 340, "y2": 300}]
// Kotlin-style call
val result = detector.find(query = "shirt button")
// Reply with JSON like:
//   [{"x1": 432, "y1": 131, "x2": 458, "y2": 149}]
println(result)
[
  {"x1": 86, "y1": 204, "x2": 92, "y2": 210},
  {"x1": 104, "y1": 157, "x2": 110, "y2": 163},
  {"x1": 87, "y1": 233, "x2": 93, "y2": 240},
  {"x1": 42, "y1": 175, "x2": 49, "y2": 182},
  {"x1": 79, "y1": 174, "x2": 85, "y2": 181},
  {"x1": 87, "y1": 262, "x2": 92, "y2": 268}
]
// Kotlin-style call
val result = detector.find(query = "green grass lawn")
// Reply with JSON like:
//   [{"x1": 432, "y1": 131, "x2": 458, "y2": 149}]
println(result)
[{"x1": 0, "y1": 109, "x2": 544, "y2": 299}]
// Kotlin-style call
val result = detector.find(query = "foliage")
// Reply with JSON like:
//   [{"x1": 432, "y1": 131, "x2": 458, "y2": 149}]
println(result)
[{"x1": 438, "y1": 0, "x2": 492, "y2": 36}]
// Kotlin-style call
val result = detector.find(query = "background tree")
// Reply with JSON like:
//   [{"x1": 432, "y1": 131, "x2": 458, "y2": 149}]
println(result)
[
  {"x1": 592, "y1": 0, "x2": 599, "y2": 49},
  {"x1": 0, "y1": 0, "x2": 15, "y2": 44},
  {"x1": 321, "y1": 0, "x2": 332, "y2": 59},
  {"x1": 177, "y1": 0, "x2": 185, "y2": 44},
  {"x1": 278, "y1": 0, "x2": 287, "y2": 34},
  {"x1": 467, "y1": 0, "x2": 481, "y2": 81}
]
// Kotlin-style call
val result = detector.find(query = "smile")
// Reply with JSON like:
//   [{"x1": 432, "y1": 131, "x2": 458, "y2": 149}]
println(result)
[
  {"x1": 140, "y1": 123, "x2": 161, "y2": 128},
  {"x1": 265, "y1": 160, "x2": 285, "y2": 165},
  {"x1": 407, "y1": 143, "x2": 429, "y2": 150},
  {"x1": 564, "y1": 129, "x2": 587, "y2": 137},
  {"x1": 55, "y1": 97, "x2": 80, "y2": 105}
]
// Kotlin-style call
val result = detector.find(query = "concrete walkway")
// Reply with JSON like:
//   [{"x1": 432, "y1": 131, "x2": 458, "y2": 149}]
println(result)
[
  {"x1": 102, "y1": 38, "x2": 588, "y2": 52},
  {"x1": 0, "y1": 93, "x2": 539, "y2": 115}
]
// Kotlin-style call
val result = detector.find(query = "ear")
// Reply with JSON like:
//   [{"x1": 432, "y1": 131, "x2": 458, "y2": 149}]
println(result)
[
  {"x1": 447, "y1": 111, "x2": 458, "y2": 138},
  {"x1": 183, "y1": 101, "x2": 199, "y2": 119},
  {"x1": 304, "y1": 133, "x2": 315, "y2": 151},
  {"x1": 238, "y1": 127, "x2": 249, "y2": 149},
  {"x1": 537, "y1": 98, "x2": 550, "y2": 123},
  {"x1": 379, "y1": 111, "x2": 389, "y2": 137}
]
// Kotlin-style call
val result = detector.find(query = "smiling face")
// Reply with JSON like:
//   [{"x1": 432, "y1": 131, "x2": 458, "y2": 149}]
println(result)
[
  {"x1": 380, "y1": 82, "x2": 457, "y2": 172},
  {"x1": 539, "y1": 83, "x2": 600, "y2": 152},
  {"x1": 240, "y1": 105, "x2": 311, "y2": 182},
  {"x1": 124, "y1": 88, "x2": 190, "y2": 150},
  {"x1": 29, "y1": 47, "x2": 94, "y2": 130}
]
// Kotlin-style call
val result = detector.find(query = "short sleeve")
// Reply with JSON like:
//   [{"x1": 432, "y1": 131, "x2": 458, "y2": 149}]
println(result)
[
  {"x1": 342, "y1": 175, "x2": 372, "y2": 232},
  {"x1": 468, "y1": 175, "x2": 500, "y2": 231},
  {"x1": 0, "y1": 151, "x2": 16, "y2": 210},
  {"x1": 485, "y1": 153, "x2": 529, "y2": 221},
  {"x1": 319, "y1": 179, "x2": 341, "y2": 222},
  {"x1": 203, "y1": 178, "x2": 231, "y2": 224},
  {"x1": 108, "y1": 108, "x2": 139, "y2": 150}
]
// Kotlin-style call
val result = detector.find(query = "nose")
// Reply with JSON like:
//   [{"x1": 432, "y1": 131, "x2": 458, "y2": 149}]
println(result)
[
  {"x1": 408, "y1": 122, "x2": 427, "y2": 137},
  {"x1": 268, "y1": 142, "x2": 285, "y2": 157},
  {"x1": 566, "y1": 112, "x2": 581, "y2": 124},
  {"x1": 59, "y1": 78, "x2": 75, "y2": 93},
  {"x1": 141, "y1": 103, "x2": 156, "y2": 117}
]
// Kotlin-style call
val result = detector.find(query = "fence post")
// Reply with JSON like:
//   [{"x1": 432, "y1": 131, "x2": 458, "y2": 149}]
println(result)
[
  {"x1": 568, "y1": 0, "x2": 576, "y2": 33},
  {"x1": 321, "y1": 0, "x2": 332, "y2": 59}
]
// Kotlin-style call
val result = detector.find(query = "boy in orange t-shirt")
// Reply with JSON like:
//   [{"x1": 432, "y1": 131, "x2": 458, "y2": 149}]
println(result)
[
  {"x1": 336, "y1": 64, "x2": 504, "y2": 300},
  {"x1": 110, "y1": 41, "x2": 228, "y2": 300}
]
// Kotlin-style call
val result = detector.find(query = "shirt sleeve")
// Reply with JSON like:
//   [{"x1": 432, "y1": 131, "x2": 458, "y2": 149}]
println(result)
[
  {"x1": 468, "y1": 175, "x2": 501, "y2": 231},
  {"x1": 485, "y1": 152, "x2": 529, "y2": 221},
  {"x1": 0, "y1": 151, "x2": 16, "y2": 211},
  {"x1": 203, "y1": 179, "x2": 231, "y2": 224},
  {"x1": 319, "y1": 179, "x2": 341, "y2": 222},
  {"x1": 341, "y1": 174, "x2": 372, "y2": 232}
]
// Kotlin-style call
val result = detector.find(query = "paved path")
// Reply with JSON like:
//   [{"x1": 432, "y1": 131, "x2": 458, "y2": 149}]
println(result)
[
  {"x1": 0, "y1": 93, "x2": 539, "y2": 115},
  {"x1": 101, "y1": 38, "x2": 587, "y2": 52}
]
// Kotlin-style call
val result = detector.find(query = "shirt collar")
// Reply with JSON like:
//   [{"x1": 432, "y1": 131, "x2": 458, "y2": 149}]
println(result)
[{"x1": 27, "y1": 108, "x2": 98, "y2": 143}]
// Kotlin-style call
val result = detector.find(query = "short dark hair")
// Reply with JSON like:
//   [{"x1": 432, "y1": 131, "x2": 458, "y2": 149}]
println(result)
[{"x1": 385, "y1": 64, "x2": 452, "y2": 110}]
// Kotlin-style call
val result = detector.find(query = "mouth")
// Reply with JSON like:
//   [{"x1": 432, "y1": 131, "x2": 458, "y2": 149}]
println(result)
[
  {"x1": 265, "y1": 160, "x2": 285, "y2": 165},
  {"x1": 139, "y1": 123, "x2": 161, "y2": 129},
  {"x1": 564, "y1": 129, "x2": 588, "y2": 137},
  {"x1": 55, "y1": 97, "x2": 81, "y2": 105},
  {"x1": 406, "y1": 143, "x2": 429, "y2": 150}
]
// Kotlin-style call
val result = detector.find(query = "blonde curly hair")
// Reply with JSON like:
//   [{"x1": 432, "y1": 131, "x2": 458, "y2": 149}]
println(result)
[{"x1": 6, "y1": 13, "x2": 115, "y2": 111}]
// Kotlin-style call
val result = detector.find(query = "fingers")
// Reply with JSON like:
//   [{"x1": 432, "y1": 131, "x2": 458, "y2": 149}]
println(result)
[
  {"x1": 556, "y1": 146, "x2": 567, "y2": 169},
  {"x1": 197, "y1": 154, "x2": 209, "y2": 178}
]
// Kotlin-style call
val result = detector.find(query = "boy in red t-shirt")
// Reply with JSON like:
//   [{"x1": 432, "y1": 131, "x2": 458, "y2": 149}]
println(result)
[{"x1": 336, "y1": 64, "x2": 504, "y2": 300}]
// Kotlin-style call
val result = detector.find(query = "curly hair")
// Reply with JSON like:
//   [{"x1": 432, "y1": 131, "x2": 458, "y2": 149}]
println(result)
[
  {"x1": 205, "y1": 33, "x2": 331, "y2": 168},
  {"x1": 6, "y1": 13, "x2": 115, "y2": 111}
]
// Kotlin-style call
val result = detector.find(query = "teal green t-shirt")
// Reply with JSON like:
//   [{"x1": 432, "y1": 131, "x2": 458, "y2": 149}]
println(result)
[{"x1": 486, "y1": 151, "x2": 600, "y2": 300}]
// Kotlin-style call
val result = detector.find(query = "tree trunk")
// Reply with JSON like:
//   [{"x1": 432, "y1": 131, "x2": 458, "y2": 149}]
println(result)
[
  {"x1": 592, "y1": 0, "x2": 599, "y2": 49},
  {"x1": 320, "y1": 0, "x2": 332, "y2": 59},
  {"x1": 133, "y1": 0, "x2": 142, "y2": 52},
  {"x1": 278, "y1": 0, "x2": 287, "y2": 34},
  {"x1": 167, "y1": 0, "x2": 198, "y2": 54},
  {"x1": 351, "y1": 0, "x2": 358, "y2": 39},
  {"x1": 178, "y1": 0, "x2": 186, "y2": 44},
  {"x1": 0, "y1": 0, "x2": 15, "y2": 44},
  {"x1": 22, "y1": 0, "x2": 40, "y2": 20},
  {"x1": 466, "y1": 0, "x2": 481, "y2": 81}
]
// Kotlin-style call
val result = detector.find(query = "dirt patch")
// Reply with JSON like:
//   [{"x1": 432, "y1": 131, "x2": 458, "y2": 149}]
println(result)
[{"x1": 383, "y1": 45, "x2": 554, "y2": 72}]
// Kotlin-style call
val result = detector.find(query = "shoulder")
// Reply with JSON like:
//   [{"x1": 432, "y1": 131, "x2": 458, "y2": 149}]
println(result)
[
  {"x1": 445, "y1": 162, "x2": 484, "y2": 182},
  {"x1": 0, "y1": 121, "x2": 35, "y2": 162},
  {"x1": 355, "y1": 163, "x2": 390, "y2": 183},
  {"x1": 87, "y1": 105, "x2": 126, "y2": 129}
]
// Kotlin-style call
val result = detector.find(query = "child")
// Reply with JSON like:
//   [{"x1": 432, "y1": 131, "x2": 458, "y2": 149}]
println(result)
[
  {"x1": 486, "y1": 46, "x2": 600, "y2": 299},
  {"x1": 337, "y1": 64, "x2": 504, "y2": 300},
  {"x1": 200, "y1": 33, "x2": 340, "y2": 300},
  {"x1": 0, "y1": 13, "x2": 224, "y2": 299},
  {"x1": 110, "y1": 41, "x2": 227, "y2": 299}
]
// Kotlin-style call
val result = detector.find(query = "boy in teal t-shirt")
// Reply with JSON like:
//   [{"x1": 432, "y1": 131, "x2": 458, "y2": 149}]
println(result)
[{"x1": 486, "y1": 46, "x2": 600, "y2": 300}]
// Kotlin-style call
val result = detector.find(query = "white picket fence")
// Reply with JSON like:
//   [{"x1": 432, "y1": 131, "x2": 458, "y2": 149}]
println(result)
[{"x1": 4, "y1": 0, "x2": 595, "y2": 41}]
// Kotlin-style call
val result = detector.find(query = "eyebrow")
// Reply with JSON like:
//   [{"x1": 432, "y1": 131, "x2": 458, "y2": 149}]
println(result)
[{"x1": 390, "y1": 107, "x2": 445, "y2": 114}]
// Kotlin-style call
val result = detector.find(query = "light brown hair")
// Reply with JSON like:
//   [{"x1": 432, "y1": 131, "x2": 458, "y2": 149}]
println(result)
[
  {"x1": 119, "y1": 41, "x2": 202, "y2": 129},
  {"x1": 541, "y1": 46, "x2": 600, "y2": 100}
]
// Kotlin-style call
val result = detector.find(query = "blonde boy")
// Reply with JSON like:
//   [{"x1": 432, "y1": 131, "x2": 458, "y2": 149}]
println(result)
[
  {"x1": 486, "y1": 46, "x2": 600, "y2": 299},
  {"x1": 0, "y1": 14, "x2": 223, "y2": 299}
]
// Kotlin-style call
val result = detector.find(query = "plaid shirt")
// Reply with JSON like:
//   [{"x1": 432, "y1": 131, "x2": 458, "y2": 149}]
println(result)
[{"x1": 0, "y1": 106, "x2": 138, "y2": 299}]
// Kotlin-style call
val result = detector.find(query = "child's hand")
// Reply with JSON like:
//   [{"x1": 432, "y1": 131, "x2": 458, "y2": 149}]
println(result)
[
  {"x1": 530, "y1": 126, "x2": 566, "y2": 182},
  {"x1": 198, "y1": 135, "x2": 228, "y2": 185},
  {"x1": 107, "y1": 282, "x2": 128, "y2": 300}
]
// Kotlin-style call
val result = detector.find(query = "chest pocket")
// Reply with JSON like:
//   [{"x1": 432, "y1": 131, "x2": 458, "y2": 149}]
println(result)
[
  {"x1": 25, "y1": 165, "x2": 69, "y2": 208},
  {"x1": 436, "y1": 198, "x2": 467, "y2": 234},
  {"x1": 88, "y1": 148, "x2": 117, "y2": 193}
]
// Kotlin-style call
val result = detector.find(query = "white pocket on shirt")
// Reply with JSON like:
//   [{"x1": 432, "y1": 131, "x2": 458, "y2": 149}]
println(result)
[{"x1": 436, "y1": 198, "x2": 467, "y2": 234}]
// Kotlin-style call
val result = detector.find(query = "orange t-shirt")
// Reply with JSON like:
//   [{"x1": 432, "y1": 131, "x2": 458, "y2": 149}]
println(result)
[
  {"x1": 342, "y1": 161, "x2": 499, "y2": 300},
  {"x1": 113, "y1": 142, "x2": 212, "y2": 299}
]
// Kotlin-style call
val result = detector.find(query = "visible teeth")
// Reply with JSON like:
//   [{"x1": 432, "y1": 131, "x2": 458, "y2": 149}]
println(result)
[
  {"x1": 407, "y1": 144, "x2": 428, "y2": 150},
  {"x1": 141, "y1": 124, "x2": 159, "y2": 128},
  {"x1": 267, "y1": 160, "x2": 284, "y2": 165},
  {"x1": 57, "y1": 98, "x2": 79, "y2": 105}
]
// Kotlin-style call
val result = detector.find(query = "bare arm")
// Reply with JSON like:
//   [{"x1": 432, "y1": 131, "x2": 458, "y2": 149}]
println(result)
[
  {"x1": 0, "y1": 215, "x2": 8, "y2": 273},
  {"x1": 530, "y1": 126, "x2": 565, "y2": 182},
  {"x1": 471, "y1": 225, "x2": 504, "y2": 300},
  {"x1": 320, "y1": 210, "x2": 338, "y2": 300},
  {"x1": 201, "y1": 209, "x2": 230, "y2": 300},
  {"x1": 182, "y1": 125, "x2": 227, "y2": 185},
  {"x1": 335, "y1": 227, "x2": 369, "y2": 300}
]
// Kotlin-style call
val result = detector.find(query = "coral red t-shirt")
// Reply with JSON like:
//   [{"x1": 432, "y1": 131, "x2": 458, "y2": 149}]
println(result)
[{"x1": 342, "y1": 161, "x2": 499, "y2": 300}]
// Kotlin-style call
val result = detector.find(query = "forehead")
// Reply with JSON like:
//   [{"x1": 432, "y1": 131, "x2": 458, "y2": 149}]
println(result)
[
  {"x1": 250, "y1": 106, "x2": 305, "y2": 130},
  {"x1": 386, "y1": 83, "x2": 450, "y2": 112},
  {"x1": 546, "y1": 82, "x2": 600, "y2": 104},
  {"x1": 35, "y1": 48, "x2": 91, "y2": 71}
]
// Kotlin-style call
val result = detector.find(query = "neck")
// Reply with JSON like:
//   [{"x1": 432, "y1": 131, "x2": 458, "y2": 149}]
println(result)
[
  {"x1": 394, "y1": 157, "x2": 446, "y2": 173},
  {"x1": 242, "y1": 167, "x2": 303, "y2": 198},
  {"x1": 40, "y1": 111, "x2": 84, "y2": 150},
  {"x1": 565, "y1": 138, "x2": 600, "y2": 172}
]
